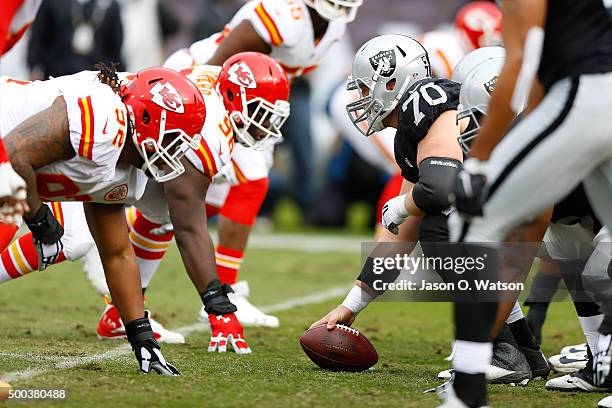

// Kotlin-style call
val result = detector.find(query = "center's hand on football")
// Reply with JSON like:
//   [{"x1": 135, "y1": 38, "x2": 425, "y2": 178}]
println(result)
[
  {"x1": 208, "y1": 312, "x2": 252, "y2": 354},
  {"x1": 382, "y1": 194, "x2": 410, "y2": 235},
  {"x1": 309, "y1": 305, "x2": 356, "y2": 331}
]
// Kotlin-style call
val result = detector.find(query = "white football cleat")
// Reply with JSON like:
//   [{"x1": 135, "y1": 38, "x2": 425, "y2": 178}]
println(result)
[
  {"x1": 97, "y1": 303, "x2": 185, "y2": 344},
  {"x1": 599, "y1": 396, "x2": 612, "y2": 407},
  {"x1": 560, "y1": 343, "x2": 588, "y2": 355},
  {"x1": 548, "y1": 351, "x2": 588, "y2": 373},
  {"x1": 198, "y1": 281, "x2": 279, "y2": 328},
  {"x1": 438, "y1": 369, "x2": 453, "y2": 380},
  {"x1": 545, "y1": 367, "x2": 610, "y2": 392},
  {"x1": 435, "y1": 380, "x2": 490, "y2": 408}
]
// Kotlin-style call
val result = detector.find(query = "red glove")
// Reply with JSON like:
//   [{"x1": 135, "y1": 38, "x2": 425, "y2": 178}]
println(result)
[{"x1": 208, "y1": 313, "x2": 252, "y2": 354}]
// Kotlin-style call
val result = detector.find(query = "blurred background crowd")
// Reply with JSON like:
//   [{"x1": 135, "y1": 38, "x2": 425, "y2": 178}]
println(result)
[{"x1": 0, "y1": 0, "x2": 489, "y2": 233}]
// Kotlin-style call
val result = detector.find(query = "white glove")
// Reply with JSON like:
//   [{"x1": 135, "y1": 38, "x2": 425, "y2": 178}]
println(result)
[
  {"x1": 212, "y1": 163, "x2": 239, "y2": 186},
  {"x1": 0, "y1": 161, "x2": 27, "y2": 225},
  {"x1": 382, "y1": 194, "x2": 409, "y2": 235}
]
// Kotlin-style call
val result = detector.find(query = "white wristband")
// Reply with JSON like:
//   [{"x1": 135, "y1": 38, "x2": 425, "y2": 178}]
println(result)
[{"x1": 341, "y1": 285, "x2": 375, "y2": 314}]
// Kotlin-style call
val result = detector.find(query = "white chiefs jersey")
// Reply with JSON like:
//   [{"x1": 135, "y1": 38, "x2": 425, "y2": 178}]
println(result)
[
  {"x1": 0, "y1": 72, "x2": 148, "y2": 204},
  {"x1": 164, "y1": 0, "x2": 346, "y2": 79},
  {"x1": 418, "y1": 29, "x2": 469, "y2": 79},
  {"x1": 182, "y1": 65, "x2": 234, "y2": 178}
]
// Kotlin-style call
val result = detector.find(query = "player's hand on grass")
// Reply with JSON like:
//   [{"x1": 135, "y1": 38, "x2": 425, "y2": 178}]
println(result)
[
  {"x1": 309, "y1": 305, "x2": 356, "y2": 331},
  {"x1": 126, "y1": 313, "x2": 181, "y2": 376},
  {"x1": 208, "y1": 312, "x2": 252, "y2": 354},
  {"x1": 382, "y1": 194, "x2": 409, "y2": 235}
]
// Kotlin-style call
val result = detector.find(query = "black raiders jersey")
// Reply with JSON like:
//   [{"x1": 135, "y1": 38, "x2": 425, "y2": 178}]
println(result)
[
  {"x1": 394, "y1": 77, "x2": 461, "y2": 183},
  {"x1": 539, "y1": 0, "x2": 612, "y2": 91}
]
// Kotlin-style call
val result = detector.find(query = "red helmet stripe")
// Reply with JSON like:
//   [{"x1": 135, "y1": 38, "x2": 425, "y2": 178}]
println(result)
[
  {"x1": 77, "y1": 96, "x2": 95, "y2": 160},
  {"x1": 255, "y1": 2, "x2": 283, "y2": 46}
]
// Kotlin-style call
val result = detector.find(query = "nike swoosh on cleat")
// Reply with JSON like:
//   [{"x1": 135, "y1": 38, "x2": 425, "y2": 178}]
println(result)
[{"x1": 559, "y1": 356, "x2": 588, "y2": 364}]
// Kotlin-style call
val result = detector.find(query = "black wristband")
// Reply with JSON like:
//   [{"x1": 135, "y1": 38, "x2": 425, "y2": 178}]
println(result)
[
  {"x1": 357, "y1": 257, "x2": 401, "y2": 296},
  {"x1": 125, "y1": 316, "x2": 157, "y2": 348},
  {"x1": 200, "y1": 279, "x2": 237, "y2": 315},
  {"x1": 25, "y1": 205, "x2": 64, "y2": 244}
]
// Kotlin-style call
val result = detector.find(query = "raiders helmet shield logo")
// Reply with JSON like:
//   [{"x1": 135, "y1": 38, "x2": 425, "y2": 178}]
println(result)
[
  {"x1": 149, "y1": 82, "x2": 185, "y2": 113},
  {"x1": 369, "y1": 49, "x2": 397, "y2": 77},
  {"x1": 483, "y1": 76, "x2": 498, "y2": 95},
  {"x1": 228, "y1": 62, "x2": 256, "y2": 89}
]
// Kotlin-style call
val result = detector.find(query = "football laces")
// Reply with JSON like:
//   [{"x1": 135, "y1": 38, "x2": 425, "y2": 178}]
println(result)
[{"x1": 335, "y1": 324, "x2": 359, "y2": 336}]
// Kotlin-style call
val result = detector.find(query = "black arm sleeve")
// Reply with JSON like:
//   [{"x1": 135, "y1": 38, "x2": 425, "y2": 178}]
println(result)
[{"x1": 412, "y1": 157, "x2": 461, "y2": 214}]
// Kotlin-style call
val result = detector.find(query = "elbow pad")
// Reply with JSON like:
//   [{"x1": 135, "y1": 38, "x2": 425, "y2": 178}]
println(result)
[{"x1": 412, "y1": 157, "x2": 461, "y2": 213}]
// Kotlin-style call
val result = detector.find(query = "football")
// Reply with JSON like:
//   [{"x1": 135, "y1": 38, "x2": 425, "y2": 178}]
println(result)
[
  {"x1": 300, "y1": 324, "x2": 378, "y2": 372},
  {"x1": 0, "y1": 382, "x2": 11, "y2": 401}
]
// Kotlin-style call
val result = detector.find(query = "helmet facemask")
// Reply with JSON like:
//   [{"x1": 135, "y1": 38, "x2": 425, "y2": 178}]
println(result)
[
  {"x1": 456, "y1": 105, "x2": 485, "y2": 154},
  {"x1": 129, "y1": 107, "x2": 202, "y2": 182},
  {"x1": 346, "y1": 59, "x2": 411, "y2": 136},
  {"x1": 229, "y1": 86, "x2": 290, "y2": 150},
  {"x1": 309, "y1": 0, "x2": 363, "y2": 22}
]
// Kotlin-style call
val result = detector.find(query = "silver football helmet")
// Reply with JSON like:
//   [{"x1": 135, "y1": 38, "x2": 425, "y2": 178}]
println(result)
[
  {"x1": 346, "y1": 34, "x2": 431, "y2": 136},
  {"x1": 451, "y1": 46, "x2": 505, "y2": 84},
  {"x1": 303, "y1": 0, "x2": 363, "y2": 22},
  {"x1": 456, "y1": 54, "x2": 505, "y2": 153}
]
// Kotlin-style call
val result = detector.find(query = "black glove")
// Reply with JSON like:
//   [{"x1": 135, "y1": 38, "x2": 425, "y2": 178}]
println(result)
[
  {"x1": 200, "y1": 278, "x2": 237, "y2": 315},
  {"x1": 451, "y1": 158, "x2": 488, "y2": 217},
  {"x1": 125, "y1": 312, "x2": 180, "y2": 376},
  {"x1": 25, "y1": 204, "x2": 64, "y2": 244}
]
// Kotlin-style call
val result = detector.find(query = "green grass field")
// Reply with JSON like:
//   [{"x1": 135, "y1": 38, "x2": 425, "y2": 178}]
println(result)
[{"x1": 0, "y1": 234, "x2": 605, "y2": 407}]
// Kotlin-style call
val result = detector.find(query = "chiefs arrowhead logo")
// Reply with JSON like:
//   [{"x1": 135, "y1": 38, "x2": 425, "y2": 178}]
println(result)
[
  {"x1": 104, "y1": 184, "x2": 128, "y2": 202},
  {"x1": 483, "y1": 76, "x2": 498, "y2": 95},
  {"x1": 369, "y1": 49, "x2": 396, "y2": 78},
  {"x1": 149, "y1": 82, "x2": 185, "y2": 113},
  {"x1": 227, "y1": 62, "x2": 256, "y2": 89}
]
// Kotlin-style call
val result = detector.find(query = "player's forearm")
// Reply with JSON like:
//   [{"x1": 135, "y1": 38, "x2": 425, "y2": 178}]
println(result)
[
  {"x1": 9, "y1": 159, "x2": 41, "y2": 219},
  {"x1": 173, "y1": 224, "x2": 218, "y2": 293},
  {"x1": 468, "y1": 59, "x2": 522, "y2": 160}
]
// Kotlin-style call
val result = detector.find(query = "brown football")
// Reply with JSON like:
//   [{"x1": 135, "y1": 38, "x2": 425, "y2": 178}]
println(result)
[{"x1": 299, "y1": 324, "x2": 378, "y2": 372}]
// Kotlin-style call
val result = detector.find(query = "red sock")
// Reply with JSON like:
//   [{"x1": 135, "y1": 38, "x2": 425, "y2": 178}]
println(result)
[
  {"x1": 0, "y1": 223, "x2": 18, "y2": 252},
  {"x1": 0, "y1": 232, "x2": 66, "y2": 282},
  {"x1": 215, "y1": 245, "x2": 243, "y2": 285}
]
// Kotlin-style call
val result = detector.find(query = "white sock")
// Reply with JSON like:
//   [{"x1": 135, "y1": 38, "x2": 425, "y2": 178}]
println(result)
[
  {"x1": 579, "y1": 314, "x2": 604, "y2": 355},
  {"x1": 138, "y1": 258, "x2": 161, "y2": 289},
  {"x1": 453, "y1": 340, "x2": 493, "y2": 374}
]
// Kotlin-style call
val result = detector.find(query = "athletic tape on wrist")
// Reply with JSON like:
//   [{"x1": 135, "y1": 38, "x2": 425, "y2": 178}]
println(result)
[{"x1": 341, "y1": 285, "x2": 375, "y2": 314}]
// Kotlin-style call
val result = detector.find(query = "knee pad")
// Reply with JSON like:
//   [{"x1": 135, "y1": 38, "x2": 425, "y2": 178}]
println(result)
[{"x1": 219, "y1": 177, "x2": 269, "y2": 226}]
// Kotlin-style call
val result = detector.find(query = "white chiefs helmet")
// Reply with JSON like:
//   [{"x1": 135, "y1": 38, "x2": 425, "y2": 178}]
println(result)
[
  {"x1": 456, "y1": 51, "x2": 505, "y2": 153},
  {"x1": 303, "y1": 0, "x2": 363, "y2": 22},
  {"x1": 346, "y1": 34, "x2": 431, "y2": 136}
]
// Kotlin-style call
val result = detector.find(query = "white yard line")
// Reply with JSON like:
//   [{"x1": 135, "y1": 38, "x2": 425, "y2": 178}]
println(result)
[{"x1": 2, "y1": 285, "x2": 349, "y2": 383}]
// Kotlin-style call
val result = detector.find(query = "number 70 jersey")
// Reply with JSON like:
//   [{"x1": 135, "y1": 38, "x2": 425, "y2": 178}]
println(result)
[{"x1": 394, "y1": 77, "x2": 461, "y2": 183}]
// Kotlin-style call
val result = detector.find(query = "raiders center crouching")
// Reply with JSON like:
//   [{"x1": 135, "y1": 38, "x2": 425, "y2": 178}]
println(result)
[{"x1": 313, "y1": 35, "x2": 501, "y2": 408}]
